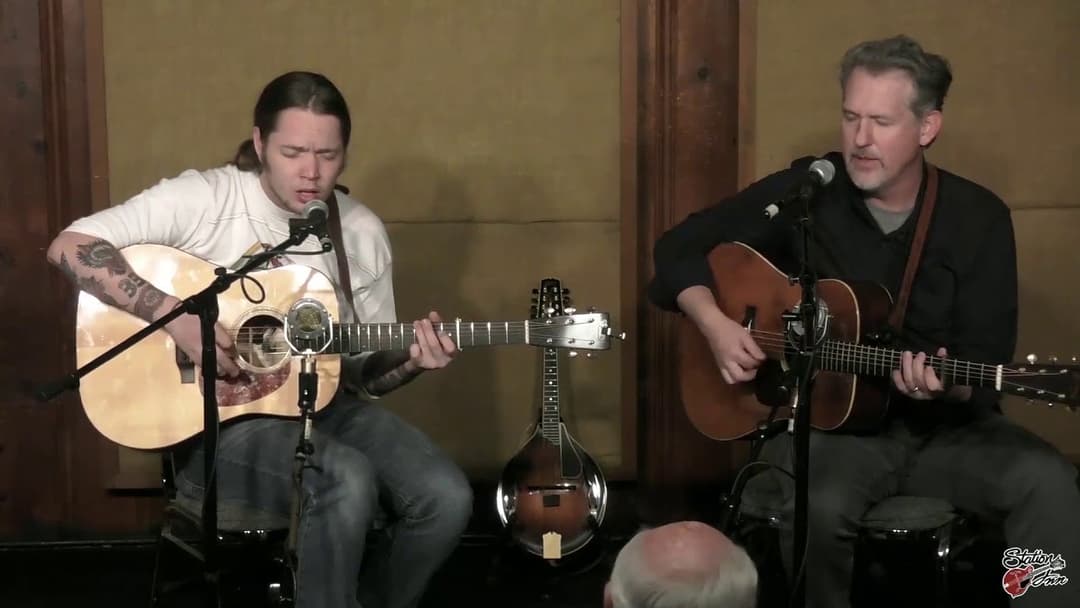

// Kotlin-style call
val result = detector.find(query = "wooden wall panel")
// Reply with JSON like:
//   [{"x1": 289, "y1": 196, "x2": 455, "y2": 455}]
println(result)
[{"x1": 627, "y1": 0, "x2": 744, "y2": 524}]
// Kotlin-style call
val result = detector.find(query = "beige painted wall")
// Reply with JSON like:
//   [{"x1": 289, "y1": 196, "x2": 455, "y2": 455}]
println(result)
[
  {"x1": 99, "y1": 0, "x2": 623, "y2": 479},
  {"x1": 749, "y1": 0, "x2": 1080, "y2": 459}
]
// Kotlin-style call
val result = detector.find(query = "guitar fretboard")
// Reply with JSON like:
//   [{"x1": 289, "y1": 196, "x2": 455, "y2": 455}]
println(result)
[
  {"x1": 328, "y1": 321, "x2": 532, "y2": 353},
  {"x1": 817, "y1": 341, "x2": 1001, "y2": 390}
]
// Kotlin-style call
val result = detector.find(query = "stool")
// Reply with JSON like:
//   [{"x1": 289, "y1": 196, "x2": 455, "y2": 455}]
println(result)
[
  {"x1": 149, "y1": 450, "x2": 296, "y2": 607},
  {"x1": 851, "y1": 495, "x2": 959, "y2": 608},
  {"x1": 852, "y1": 496, "x2": 1008, "y2": 608},
  {"x1": 149, "y1": 454, "x2": 391, "y2": 607},
  {"x1": 732, "y1": 484, "x2": 1008, "y2": 608},
  {"x1": 150, "y1": 494, "x2": 294, "y2": 607}
]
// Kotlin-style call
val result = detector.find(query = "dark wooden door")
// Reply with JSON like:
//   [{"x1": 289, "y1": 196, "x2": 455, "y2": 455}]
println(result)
[{"x1": 0, "y1": 0, "x2": 160, "y2": 542}]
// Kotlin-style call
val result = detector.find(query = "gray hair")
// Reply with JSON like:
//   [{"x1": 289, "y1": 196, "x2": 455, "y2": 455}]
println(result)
[
  {"x1": 608, "y1": 530, "x2": 758, "y2": 608},
  {"x1": 839, "y1": 35, "x2": 953, "y2": 117}
]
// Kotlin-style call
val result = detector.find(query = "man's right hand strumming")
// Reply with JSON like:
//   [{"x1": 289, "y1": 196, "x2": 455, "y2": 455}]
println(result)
[
  {"x1": 677, "y1": 285, "x2": 766, "y2": 384},
  {"x1": 157, "y1": 294, "x2": 240, "y2": 378}
]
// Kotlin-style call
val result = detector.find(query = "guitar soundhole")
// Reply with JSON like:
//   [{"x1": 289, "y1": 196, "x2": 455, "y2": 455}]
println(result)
[{"x1": 236, "y1": 314, "x2": 289, "y2": 371}]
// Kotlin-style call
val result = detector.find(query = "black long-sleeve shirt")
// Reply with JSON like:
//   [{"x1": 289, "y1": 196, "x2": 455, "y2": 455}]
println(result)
[{"x1": 648, "y1": 151, "x2": 1018, "y2": 416}]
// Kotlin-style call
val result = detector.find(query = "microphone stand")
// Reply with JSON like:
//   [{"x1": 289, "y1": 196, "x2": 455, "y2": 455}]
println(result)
[
  {"x1": 36, "y1": 220, "x2": 329, "y2": 608},
  {"x1": 285, "y1": 351, "x2": 318, "y2": 589},
  {"x1": 781, "y1": 189, "x2": 823, "y2": 608}
]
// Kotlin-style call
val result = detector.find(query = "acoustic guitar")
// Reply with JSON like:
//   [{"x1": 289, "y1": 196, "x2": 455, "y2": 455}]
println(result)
[
  {"x1": 74, "y1": 244, "x2": 623, "y2": 450},
  {"x1": 680, "y1": 242, "x2": 1080, "y2": 441},
  {"x1": 495, "y1": 278, "x2": 610, "y2": 560}
]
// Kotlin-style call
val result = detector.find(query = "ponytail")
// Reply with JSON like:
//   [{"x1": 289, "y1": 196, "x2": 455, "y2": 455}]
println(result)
[{"x1": 232, "y1": 138, "x2": 261, "y2": 172}]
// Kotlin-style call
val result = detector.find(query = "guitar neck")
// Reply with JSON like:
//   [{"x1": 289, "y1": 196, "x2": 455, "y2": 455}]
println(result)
[
  {"x1": 540, "y1": 347, "x2": 561, "y2": 445},
  {"x1": 331, "y1": 320, "x2": 531, "y2": 353},
  {"x1": 818, "y1": 341, "x2": 1002, "y2": 390}
]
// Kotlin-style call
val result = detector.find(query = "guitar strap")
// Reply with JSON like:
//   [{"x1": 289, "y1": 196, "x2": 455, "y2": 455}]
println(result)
[
  {"x1": 327, "y1": 192, "x2": 360, "y2": 322},
  {"x1": 886, "y1": 163, "x2": 940, "y2": 333}
]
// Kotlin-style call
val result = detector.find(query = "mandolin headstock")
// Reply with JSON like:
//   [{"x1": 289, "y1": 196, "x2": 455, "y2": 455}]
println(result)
[
  {"x1": 528, "y1": 278, "x2": 625, "y2": 354},
  {"x1": 532, "y1": 278, "x2": 569, "y2": 320}
]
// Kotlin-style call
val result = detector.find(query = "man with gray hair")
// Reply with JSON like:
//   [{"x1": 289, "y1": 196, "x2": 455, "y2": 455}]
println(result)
[
  {"x1": 649, "y1": 34, "x2": 1080, "y2": 607},
  {"x1": 603, "y1": 521, "x2": 757, "y2": 608}
]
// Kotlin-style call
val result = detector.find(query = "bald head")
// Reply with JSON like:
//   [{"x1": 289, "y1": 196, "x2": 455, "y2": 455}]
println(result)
[{"x1": 606, "y1": 521, "x2": 757, "y2": 608}]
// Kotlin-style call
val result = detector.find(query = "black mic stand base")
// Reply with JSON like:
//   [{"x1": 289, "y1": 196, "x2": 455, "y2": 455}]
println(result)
[{"x1": 717, "y1": 415, "x2": 790, "y2": 536}]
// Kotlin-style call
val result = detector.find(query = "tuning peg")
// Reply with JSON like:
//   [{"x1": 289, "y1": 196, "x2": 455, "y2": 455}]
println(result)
[
  {"x1": 1027, "y1": 354, "x2": 1038, "y2": 364},
  {"x1": 562, "y1": 288, "x2": 569, "y2": 294},
  {"x1": 588, "y1": 306, "x2": 597, "y2": 313},
  {"x1": 603, "y1": 327, "x2": 628, "y2": 340},
  {"x1": 1049, "y1": 355, "x2": 1058, "y2": 363},
  {"x1": 545, "y1": 306, "x2": 556, "y2": 315},
  {"x1": 565, "y1": 306, "x2": 577, "y2": 314},
  {"x1": 532, "y1": 288, "x2": 539, "y2": 294},
  {"x1": 568, "y1": 351, "x2": 578, "y2": 358}
]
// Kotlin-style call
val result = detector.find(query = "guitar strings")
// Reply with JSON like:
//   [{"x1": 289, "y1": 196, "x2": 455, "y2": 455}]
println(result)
[
  {"x1": 223, "y1": 324, "x2": 567, "y2": 355},
  {"x1": 739, "y1": 328, "x2": 1068, "y2": 394}
]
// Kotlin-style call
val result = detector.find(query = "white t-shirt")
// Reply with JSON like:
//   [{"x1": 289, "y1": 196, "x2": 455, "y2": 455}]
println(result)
[{"x1": 64, "y1": 164, "x2": 397, "y2": 384}]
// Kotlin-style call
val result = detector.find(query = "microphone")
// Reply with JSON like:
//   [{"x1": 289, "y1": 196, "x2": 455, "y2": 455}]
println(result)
[
  {"x1": 290, "y1": 199, "x2": 333, "y2": 251},
  {"x1": 764, "y1": 158, "x2": 836, "y2": 219},
  {"x1": 301, "y1": 199, "x2": 329, "y2": 225}
]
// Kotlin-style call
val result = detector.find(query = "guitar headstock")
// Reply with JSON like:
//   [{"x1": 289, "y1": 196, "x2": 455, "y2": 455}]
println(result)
[
  {"x1": 1008, "y1": 354, "x2": 1080, "y2": 411},
  {"x1": 528, "y1": 278, "x2": 625, "y2": 353}
]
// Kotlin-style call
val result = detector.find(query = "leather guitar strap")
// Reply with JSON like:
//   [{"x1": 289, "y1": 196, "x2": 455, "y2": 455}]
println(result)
[
  {"x1": 327, "y1": 192, "x2": 359, "y2": 321},
  {"x1": 887, "y1": 163, "x2": 939, "y2": 333}
]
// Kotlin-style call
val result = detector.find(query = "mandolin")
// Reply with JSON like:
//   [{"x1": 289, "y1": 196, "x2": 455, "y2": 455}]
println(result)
[{"x1": 495, "y1": 278, "x2": 612, "y2": 560}]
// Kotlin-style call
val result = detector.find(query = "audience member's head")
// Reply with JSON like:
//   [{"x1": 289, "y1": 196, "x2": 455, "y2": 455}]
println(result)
[{"x1": 604, "y1": 521, "x2": 757, "y2": 608}]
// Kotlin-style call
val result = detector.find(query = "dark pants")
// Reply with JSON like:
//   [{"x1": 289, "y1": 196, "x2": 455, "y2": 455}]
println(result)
[{"x1": 747, "y1": 408, "x2": 1080, "y2": 608}]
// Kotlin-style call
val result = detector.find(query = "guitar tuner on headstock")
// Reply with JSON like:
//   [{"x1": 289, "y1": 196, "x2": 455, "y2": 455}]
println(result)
[{"x1": 603, "y1": 327, "x2": 627, "y2": 341}]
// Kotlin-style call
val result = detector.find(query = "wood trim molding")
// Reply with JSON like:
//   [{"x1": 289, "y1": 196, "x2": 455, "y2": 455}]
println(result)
[
  {"x1": 622, "y1": 0, "x2": 745, "y2": 523},
  {"x1": 616, "y1": 0, "x2": 642, "y2": 481},
  {"x1": 737, "y1": 0, "x2": 757, "y2": 189}
]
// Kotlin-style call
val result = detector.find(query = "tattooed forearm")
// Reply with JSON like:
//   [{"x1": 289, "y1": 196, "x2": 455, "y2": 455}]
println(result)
[
  {"x1": 362, "y1": 350, "x2": 422, "y2": 397},
  {"x1": 119, "y1": 273, "x2": 147, "y2": 298},
  {"x1": 132, "y1": 286, "x2": 168, "y2": 322},
  {"x1": 75, "y1": 239, "x2": 128, "y2": 276},
  {"x1": 77, "y1": 274, "x2": 120, "y2": 307},
  {"x1": 53, "y1": 238, "x2": 168, "y2": 322}
]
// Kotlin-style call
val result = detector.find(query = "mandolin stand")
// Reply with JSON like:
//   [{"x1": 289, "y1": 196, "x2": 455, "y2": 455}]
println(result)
[{"x1": 36, "y1": 218, "x2": 330, "y2": 608}]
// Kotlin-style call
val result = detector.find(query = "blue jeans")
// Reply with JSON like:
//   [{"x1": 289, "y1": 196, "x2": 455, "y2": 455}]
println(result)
[{"x1": 175, "y1": 391, "x2": 473, "y2": 608}]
